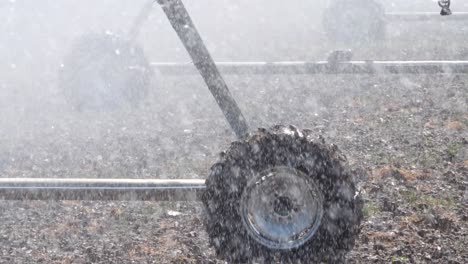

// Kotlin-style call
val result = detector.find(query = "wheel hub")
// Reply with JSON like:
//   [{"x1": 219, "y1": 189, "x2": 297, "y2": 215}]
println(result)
[{"x1": 240, "y1": 167, "x2": 323, "y2": 250}]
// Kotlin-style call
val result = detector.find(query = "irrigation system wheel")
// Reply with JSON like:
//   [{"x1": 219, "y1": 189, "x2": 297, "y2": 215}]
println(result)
[
  {"x1": 202, "y1": 125, "x2": 363, "y2": 263},
  {"x1": 59, "y1": 33, "x2": 153, "y2": 111},
  {"x1": 323, "y1": 0, "x2": 385, "y2": 43}
]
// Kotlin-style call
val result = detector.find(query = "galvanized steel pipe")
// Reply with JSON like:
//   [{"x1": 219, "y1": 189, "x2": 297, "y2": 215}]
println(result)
[
  {"x1": 152, "y1": 60, "x2": 468, "y2": 75},
  {"x1": 0, "y1": 178, "x2": 205, "y2": 201}
]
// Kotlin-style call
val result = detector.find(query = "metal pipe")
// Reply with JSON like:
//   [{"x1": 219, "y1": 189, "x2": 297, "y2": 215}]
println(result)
[
  {"x1": 386, "y1": 12, "x2": 468, "y2": 22},
  {"x1": 152, "y1": 60, "x2": 468, "y2": 75},
  {"x1": 0, "y1": 178, "x2": 205, "y2": 201},
  {"x1": 157, "y1": 0, "x2": 249, "y2": 139}
]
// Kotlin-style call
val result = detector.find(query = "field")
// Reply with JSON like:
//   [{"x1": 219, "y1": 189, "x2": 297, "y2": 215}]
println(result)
[
  {"x1": 1, "y1": 2, "x2": 468, "y2": 263},
  {"x1": 0, "y1": 70, "x2": 466, "y2": 263}
]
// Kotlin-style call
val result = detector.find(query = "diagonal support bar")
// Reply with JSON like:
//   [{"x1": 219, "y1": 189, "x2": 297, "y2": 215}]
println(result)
[
  {"x1": 127, "y1": 0, "x2": 156, "y2": 41},
  {"x1": 157, "y1": 0, "x2": 249, "y2": 139}
]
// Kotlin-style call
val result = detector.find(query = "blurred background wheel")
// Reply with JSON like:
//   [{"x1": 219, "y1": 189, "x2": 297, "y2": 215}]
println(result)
[
  {"x1": 323, "y1": 0, "x2": 385, "y2": 44},
  {"x1": 59, "y1": 33, "x2": 153, "y2": 111},
  {"x1": 202, "y1": 125, "x2": 363, "y2": 263}
]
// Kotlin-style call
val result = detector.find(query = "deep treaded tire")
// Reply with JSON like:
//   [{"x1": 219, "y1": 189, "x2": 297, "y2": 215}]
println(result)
[
  {"x1": 202, "y1": 125, "x2": 363, "y2": 263},
  {"x1": 59, "y1": 33, "x2": 153, "y2": 110}
]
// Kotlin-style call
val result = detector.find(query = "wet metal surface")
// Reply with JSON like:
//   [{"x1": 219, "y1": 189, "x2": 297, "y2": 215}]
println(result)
[
  {"x1": 0, "y1": 178, "x2": 205, "y2": 201},
  {"x1": 152, "y1": 60, "x2": 468, "y2": 75}
]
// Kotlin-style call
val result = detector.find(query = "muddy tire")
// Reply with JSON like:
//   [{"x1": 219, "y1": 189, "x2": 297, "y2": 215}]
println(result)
[
  {"x1": 202, "y1": 125, "x2": 363, "y2": 263},
  {"x1": 323, "y1": 0, "x2": 385, "y2": 43},
  {"x1": 59, "y1": 33, "x2": 153, "y2": 111}
]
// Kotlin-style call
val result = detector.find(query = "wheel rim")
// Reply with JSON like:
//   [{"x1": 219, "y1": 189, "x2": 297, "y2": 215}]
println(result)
[{"x1": 240, "y1": 166, "x2": 324, "y2": 250}]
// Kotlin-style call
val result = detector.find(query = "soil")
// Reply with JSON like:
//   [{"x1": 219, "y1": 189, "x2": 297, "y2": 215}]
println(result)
[{"x1": 0, "y1": 60, "x2": 467, "y2": 263}]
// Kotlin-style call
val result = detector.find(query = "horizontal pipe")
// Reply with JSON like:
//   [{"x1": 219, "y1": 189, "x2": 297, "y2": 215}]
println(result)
[
  {"x1": 0, "y1": 178, "x2": 205, "y2": 201},
  {"x1": 152, "y1": 60, "x2": 468, "y2": 75},
  {"x1": 386, "y1": 12, "x2": 468, "y2": 22}
]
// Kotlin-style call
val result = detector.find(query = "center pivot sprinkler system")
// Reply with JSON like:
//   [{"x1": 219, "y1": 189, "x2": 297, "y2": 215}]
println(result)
[{"x1": 1, "y1": 0, "x2": 467, "y2": 262}]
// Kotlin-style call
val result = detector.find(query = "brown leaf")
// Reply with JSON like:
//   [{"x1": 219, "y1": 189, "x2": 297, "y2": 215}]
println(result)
[
  {"x1": 374, "y1": 165, "x2": 429, "y2": 182},
  {"x1": 446, "y1": 121, "x2": 464, "y2": 131},
  {"x1": 424, "y1": 120, "x2": 437, "y2": 129}
]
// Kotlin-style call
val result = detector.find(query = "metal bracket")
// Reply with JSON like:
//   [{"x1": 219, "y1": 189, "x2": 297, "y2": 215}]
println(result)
[
  {"x1": 438, "y1": 0, "x2": 452, "y2": 16},
  {"x1": 157, "y1": 0, "x2": 249, "y2": 139}
]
